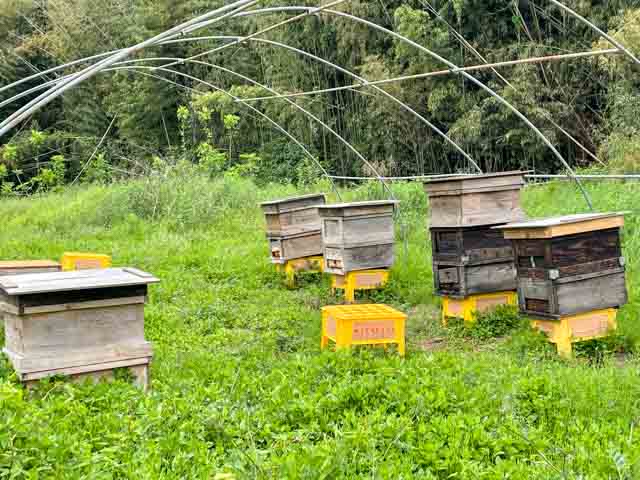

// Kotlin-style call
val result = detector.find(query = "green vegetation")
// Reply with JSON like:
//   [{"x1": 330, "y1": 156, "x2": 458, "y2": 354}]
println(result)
[
  {"x1": 3, "y1": 1, "x2": 640, "y2": 185},
  {"x1": 1, "y1": 173, "x2": 639, "y2": 479}
]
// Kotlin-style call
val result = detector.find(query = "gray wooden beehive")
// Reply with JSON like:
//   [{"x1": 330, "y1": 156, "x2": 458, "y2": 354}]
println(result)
[
  {"x1": 260, "y1": 193, "x2": 326, "y2": 263},
  {"x1": 496, "y1": 213, "x2": 628, "y2": 318},
  {"x1": 318, "y1": 200, "x2": 398, "y2": 275},
  {"x1": 423, "y1": 171, "x2": 526, "y2": 228},
  {"x1": 0, "y1": 267, "x2": 159, "y2": 389}
]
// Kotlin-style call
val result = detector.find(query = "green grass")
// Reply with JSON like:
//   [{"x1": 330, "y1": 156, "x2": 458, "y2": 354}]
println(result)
[{"x1": 1, "y1": 170, "x2": 640, "y2": 479}]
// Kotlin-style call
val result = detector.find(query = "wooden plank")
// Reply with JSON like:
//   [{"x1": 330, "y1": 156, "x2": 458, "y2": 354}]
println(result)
[
  {"x1": 22, "y1": 295, "x2": 146, "y2": 315},
  {"x1": 556, "y1": 272, "x2": 627, "y2": 316},
  {"x1": 19, "y1": 357, "x2": 151, "y2": 381},
  {"x1": 280, "y1": 232, "x2": 323, "y2": 261},
  {"x1": 260, "y1": 193, "x2": 326, "y2": 212},
  {"x1": 551, "y1": 229, "x2": 621, "y2": 267},
  {"x1": 0, "y1": 260, "x2": 60, "y2": 269},
  {"x1": 339, "y1": 244, "x2": 394, "y2": 274},
  {"x1": 6, "y1": 303, "x2": 146, "y2": 356},
  {"x1": 424, "y1": 171, "x2": 526, "y2": 195},
  {"x1": 498, "y1": 213, "x2": 626, "y2": 239},
  {"x1": 6, "y1": 342, "x2": 153, "y2": 374},
  {"x1": 464, "y1": 262, "x2": 517, "y2": 295}
]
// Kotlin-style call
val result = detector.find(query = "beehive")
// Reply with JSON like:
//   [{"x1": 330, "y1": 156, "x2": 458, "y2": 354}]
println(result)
[
  {"x1": 321, "y1": 304, "x2": 406, "y2": 355},
  {"x1": 0, "y1": 260, "x2": 61, "y2": 275},
  {"x1": 0, "y1": 267, "x2": 159, "y2": 389},
  {"x1": 423, "y1": 171, "x2": 527, "y2": 228},
  {"x1": 61, "y1": 252, "x2": 112, "y2": 271},
  {"x1": 431, "y1": 224, "x2": 517, "y2": 297},
  {"x1": 424, "y1": 172, "x2": 526, "y2": 297},
  {"x1": 260, "y1": 193, "x2": 326, "y2": 263},
  {"x1": 497, "y1": 213, "x2": 628, "y2": 318},
  {"x1": 318, "y1": 201, "x2": 398, "y2": 276}
]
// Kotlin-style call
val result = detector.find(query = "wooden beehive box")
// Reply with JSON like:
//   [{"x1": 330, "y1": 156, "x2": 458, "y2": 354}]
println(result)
[
  {"x1": 0, "y1": 267, "x2": 159, "y2": 389},
  {"x1": 423, "y1": 171, "x2": 527, "y2": 228},
  {"x1": 496, "y1": 213, "x2": 628, "y2": 318},
  {"x1": 260, "y1": 193, "x2": 326, "y2": 263},
  {"x1": 431, "y1": 224, "x2": 517, "y2": 297},
  {"x1": 318, "y1": 201, "x2": 398, "y2": 275},
  {"x1": 0, "y1": 260, "x2": 61, "y2": 275}
]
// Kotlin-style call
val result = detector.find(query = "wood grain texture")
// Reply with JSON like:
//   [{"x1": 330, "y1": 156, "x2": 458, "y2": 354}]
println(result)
[
  {"x1": 260, "y1": 193, "x2": 326, "y2": 213},
  {"x1": 268, "y1": 231, "x2": 323, "y2": 263},
  {"x1": 425, "y1": 172, "x2": 526, "y2": 228},
  {"x1": 498, "y1": 213, "x2": 626, "y2": 239},
  {"x1": 0, "y1": 260, "x2": 61, "y2": 275},
  {"x1": 434, "y1": 261, "x2": 517, "y2": 297}
]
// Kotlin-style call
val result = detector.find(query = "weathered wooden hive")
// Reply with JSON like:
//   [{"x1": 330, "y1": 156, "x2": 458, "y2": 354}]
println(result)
[
  {"x1": 496, "y1": 213, "x2": 628, "y2": 318},
  {"x1": 424, "y1": 171, "x2": 527, "y2": 298},
  {"x1": 260, "y1": 193, "x2": 326, "y2": 264},
  {"x1": 0, "y1": 260, "x2": 61, "y2": 275},
  {"x1": 424, "y1": 171, "x2": 526, "y2": 228},
  {"x1": 0, "y1": 267, "x2": 159, "y2": 389},
  {"x1": 318, "y1": 201, "x2": 398, "y2": 276}
]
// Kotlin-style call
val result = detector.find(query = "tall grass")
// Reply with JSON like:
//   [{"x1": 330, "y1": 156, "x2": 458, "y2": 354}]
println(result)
[{"x1": 0, "y1": 173, "x2": 639, "y2": 478}]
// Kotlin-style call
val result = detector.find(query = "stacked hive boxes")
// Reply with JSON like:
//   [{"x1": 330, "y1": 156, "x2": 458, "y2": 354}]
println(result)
[
  {"x1": 423, "y1": 172, "x2": 526, "y2": 323},
  {"x1": 318, "y1": 201, "x2": 398, "y2": 302},
  {"x1": 260, "y1": 193, "x2": 326, "y2": 265},
  {"x1": 497, "y1": 213, "x2": 627, "y2": 356}
]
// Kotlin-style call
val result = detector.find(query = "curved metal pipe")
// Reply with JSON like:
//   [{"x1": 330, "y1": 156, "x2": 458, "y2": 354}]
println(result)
[
  {"x1": 244, "y1": 7, "x2": 592, "y2": 208},
  {"x1": 108, "y1": 56, "x2": 395, "y2": 199},
  {"x1": 105, "y1": 66, "x2": 343, "y2": 200},
  {"x1": 173, "y1": 35, "x2": 482, "y2": 173},
  {"x1": 0, "y1": 54, "x2": 382, "y2": 198},
  {"x1": 547, "y1": 0, "x2": 640, "y2": 66},
  {"x1": 1, "y1": 3, "x2": 595, "y2": 206},
  {"x1": 0, "y1": 0, "x2": 258, "y2": 138}
]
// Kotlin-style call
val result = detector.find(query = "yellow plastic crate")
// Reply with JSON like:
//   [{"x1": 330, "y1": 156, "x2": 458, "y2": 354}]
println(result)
[
  {"x1": 331, "y1": 269, "x2": 390, "y2": 303},
  {"x1": 61, "y1": 252, "x2": 112, "y2": 271},
  {"x1": 442, "y1": 291, "x2": 517, "y2": 326},
  {"x1": 321, "y1": 304, "x2": 406, "y2": 356},
  {"x1": 531, "y1": 308, "x2": 618, "y2": 358},
  {"x1": 275, "y1": 255, "x2": 323, "y2": 288}
]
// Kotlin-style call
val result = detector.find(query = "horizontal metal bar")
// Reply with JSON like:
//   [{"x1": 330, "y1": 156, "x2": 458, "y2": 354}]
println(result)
[
  {"x1": 239, "y1": 48, "x2": 621, "y2": 102},
  {"x1": 328, "y1": 173, "x2": 640, "y2": 181}
]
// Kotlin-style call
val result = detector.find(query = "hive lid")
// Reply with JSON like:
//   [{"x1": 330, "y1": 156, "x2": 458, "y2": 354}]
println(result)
[
  {"x1": 260, "y1": 193, "x2": 326, "y2": 212},
  {"x1": 495, "y1": 212, "x2": 627, "y2": 239},
  {"x1": 0, "y1": 267, "x2": 160, "y2": 296},
  {"x1": 424, "y1": 171, "x2": 529, "y2": 196},
  {"x1": 0, "y1": 260, "x2": 60, "y2": 269},
  {"x1": 318, "y1": 200, "x2": 399, "y2": 211}
]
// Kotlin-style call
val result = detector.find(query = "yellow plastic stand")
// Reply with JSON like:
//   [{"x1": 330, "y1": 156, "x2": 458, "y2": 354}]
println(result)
[
  {"x1": 321, "y1": 304, "x2": 406, "y2": 356},
  {"x1": 331, "y1": 269, "x2": 390, "y2": 303},
  {"x1": 441, "y1": 291, "x2": 518, "y2": 326},
  {"x1": 531, "y1": 308, "x2": 618, "y2": 358},
  {"x1": 61, "y1": 252, "x2": 112, "y2": 271},
  {"x1": 276, "y1": 255, "x2": 323, "y2": 288}
]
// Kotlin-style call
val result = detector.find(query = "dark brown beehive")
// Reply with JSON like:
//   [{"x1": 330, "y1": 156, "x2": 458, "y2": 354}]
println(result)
[
  {"x1": 496, "y1": 213, "x2": 628, "y2": 318},
  {"x1": 431, "y1": 225, "x2": 517, "y2": 297},
  {"x1": 260, "y1": 193, "x2": 326, "y2": 264},
  {"x1": 318, "y1": 201, "x2": 398, "y2": 275}
]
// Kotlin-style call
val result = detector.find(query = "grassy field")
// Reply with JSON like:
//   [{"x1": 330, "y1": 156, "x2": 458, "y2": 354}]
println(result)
[{"x1": 1, "y1": 168, "x2": 640, "y2": 479}]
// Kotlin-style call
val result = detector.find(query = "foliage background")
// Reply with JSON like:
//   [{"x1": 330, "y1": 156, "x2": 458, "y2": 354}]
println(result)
[{"x1": 2, "y1": 0, "x2": 640, "y2": 187}]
